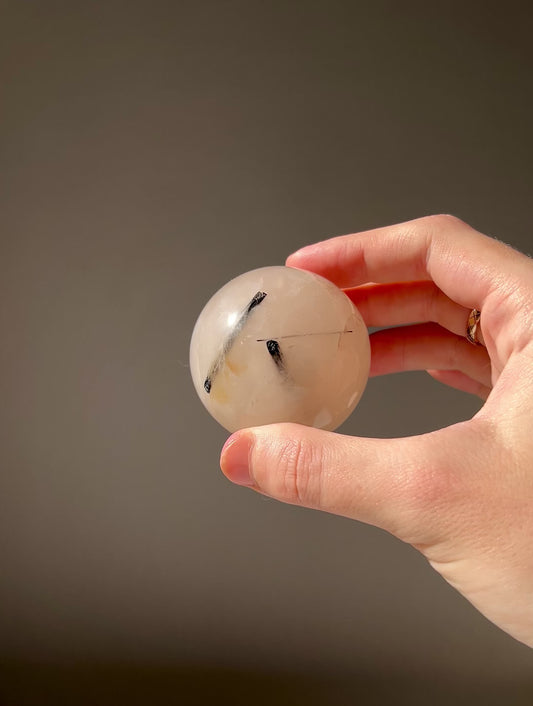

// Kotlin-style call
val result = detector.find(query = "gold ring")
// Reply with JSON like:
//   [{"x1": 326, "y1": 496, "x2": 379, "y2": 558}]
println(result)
[{"x1": 466, "y1": 308, "x2": 481, "y2": 345}]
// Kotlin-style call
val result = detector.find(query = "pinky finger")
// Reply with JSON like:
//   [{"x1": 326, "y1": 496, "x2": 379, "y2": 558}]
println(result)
[{"x1": 426, "y1": 369, "x2": 491, "y2": 400}]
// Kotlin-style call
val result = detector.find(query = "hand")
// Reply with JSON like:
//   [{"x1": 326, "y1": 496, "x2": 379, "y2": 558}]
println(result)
[{"x1": 220, "y1": 215, "x2": 533, "y2": 647}]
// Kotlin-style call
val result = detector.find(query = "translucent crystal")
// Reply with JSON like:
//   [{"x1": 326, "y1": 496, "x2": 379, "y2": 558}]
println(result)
[{"x1": 190, "y1": 266, "x2": 370, "y2": 432}]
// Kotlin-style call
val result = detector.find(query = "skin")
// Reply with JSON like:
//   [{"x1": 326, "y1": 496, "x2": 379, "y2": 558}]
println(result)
[{"x1": 220, "y1": 215, "x2": 533, "y2": 648}]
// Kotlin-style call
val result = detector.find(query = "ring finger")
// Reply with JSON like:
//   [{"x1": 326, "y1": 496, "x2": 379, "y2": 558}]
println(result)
[{"x1": 369, "y1": 323, "x2": 493, "y2": 389}]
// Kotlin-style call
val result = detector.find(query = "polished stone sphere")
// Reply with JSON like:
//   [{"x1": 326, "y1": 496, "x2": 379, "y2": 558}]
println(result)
[{"x1": 190, "y1": 266, "x2": 370, "y2": 432}]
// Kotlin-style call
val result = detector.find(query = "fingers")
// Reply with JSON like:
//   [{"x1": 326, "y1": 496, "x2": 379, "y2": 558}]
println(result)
[
  {"x1": 369, "y1": 323, "x2": 493, "y2": 388},
  {"x1": 427, "y1": 369, "x2": 492, "y2": 400},
  {"x1": 344, "y1": 280, "x2": 492, "y2": 394},
  {"x1": 220, "y1": 422, "x2": 478, "y2": 547},
  {"x1": 286, "y1": 215, "x2": 527, "y2": 314},
  {"x1": 345, "y1": 281, "x2": 484, "y2": 344}
]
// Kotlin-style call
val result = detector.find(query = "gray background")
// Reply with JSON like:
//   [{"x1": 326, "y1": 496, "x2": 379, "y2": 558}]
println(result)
[{"x1": 1, "y1": 1, "x2": 532, "y2": 703}]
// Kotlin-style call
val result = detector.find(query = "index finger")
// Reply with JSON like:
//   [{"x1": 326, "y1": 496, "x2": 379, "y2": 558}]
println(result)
[{"x1": 286, "y1": 215, "x2": 527, "y2": 311}]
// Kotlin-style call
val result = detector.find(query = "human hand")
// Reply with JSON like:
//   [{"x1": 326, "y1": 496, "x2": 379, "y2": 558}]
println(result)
[{"x1": 220, "y1": 215, "x2": 533, "y2": 647}]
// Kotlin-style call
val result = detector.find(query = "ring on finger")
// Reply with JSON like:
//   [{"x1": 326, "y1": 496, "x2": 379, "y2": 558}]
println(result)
[{"x1": 466, "y1": 308, "x2": 481, "y2": 345}]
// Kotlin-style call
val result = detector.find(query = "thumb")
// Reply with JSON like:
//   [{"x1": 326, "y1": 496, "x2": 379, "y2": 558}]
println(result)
[{"x1": 220, "y1": 422, "x2": 474, "y2": 546}]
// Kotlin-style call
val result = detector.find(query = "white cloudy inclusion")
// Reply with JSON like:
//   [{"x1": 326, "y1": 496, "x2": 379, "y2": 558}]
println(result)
[{"x1": 189, "y1": 266, "x2": 370, "y2": 432}]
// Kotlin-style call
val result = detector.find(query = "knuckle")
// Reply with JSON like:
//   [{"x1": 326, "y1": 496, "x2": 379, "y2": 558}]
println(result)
[
  {"x1": 392, "y1": 461, "x2": 462, "y2": 544},
  {"x1": 427, "y1": 213, "x2": 465, "y2": 231},
  {"x1": 401, "y1": 462, "x2": 456, "y2": 515},
  {"x1": 273, "y1": 435, "x2": 323, "y2": 506},
  {"x1": 389, "y1": 440, "x2": 463, "y2": 520}
]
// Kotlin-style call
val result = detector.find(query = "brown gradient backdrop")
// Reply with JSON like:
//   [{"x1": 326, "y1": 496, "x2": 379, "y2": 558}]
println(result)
[{"x1": 1, "y1": 1, "x2": 532, "y2": 704}]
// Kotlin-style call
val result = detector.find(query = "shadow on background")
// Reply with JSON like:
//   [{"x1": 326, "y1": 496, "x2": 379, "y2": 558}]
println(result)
[{"x1": 1, "y1": 662, "x2": 533, "y2": 706}]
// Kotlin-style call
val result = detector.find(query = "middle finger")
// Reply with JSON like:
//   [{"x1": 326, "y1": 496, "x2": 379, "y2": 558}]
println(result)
[{"x1": 345, "y1": 281, "x2": 484, "y2": 345}]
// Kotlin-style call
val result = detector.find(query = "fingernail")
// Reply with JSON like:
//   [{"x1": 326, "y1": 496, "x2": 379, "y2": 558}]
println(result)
[
  {"x1": 220, "y1": 432, "x2": 255, "y2": 486},
  {"x1": 287, "y1": 244, "x2": 319, "y2": 262}
]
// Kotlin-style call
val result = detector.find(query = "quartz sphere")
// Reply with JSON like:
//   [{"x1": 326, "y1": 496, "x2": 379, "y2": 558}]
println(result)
[{"x1": 189, "y1": 266, "x2": 370, "y2": 432}]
